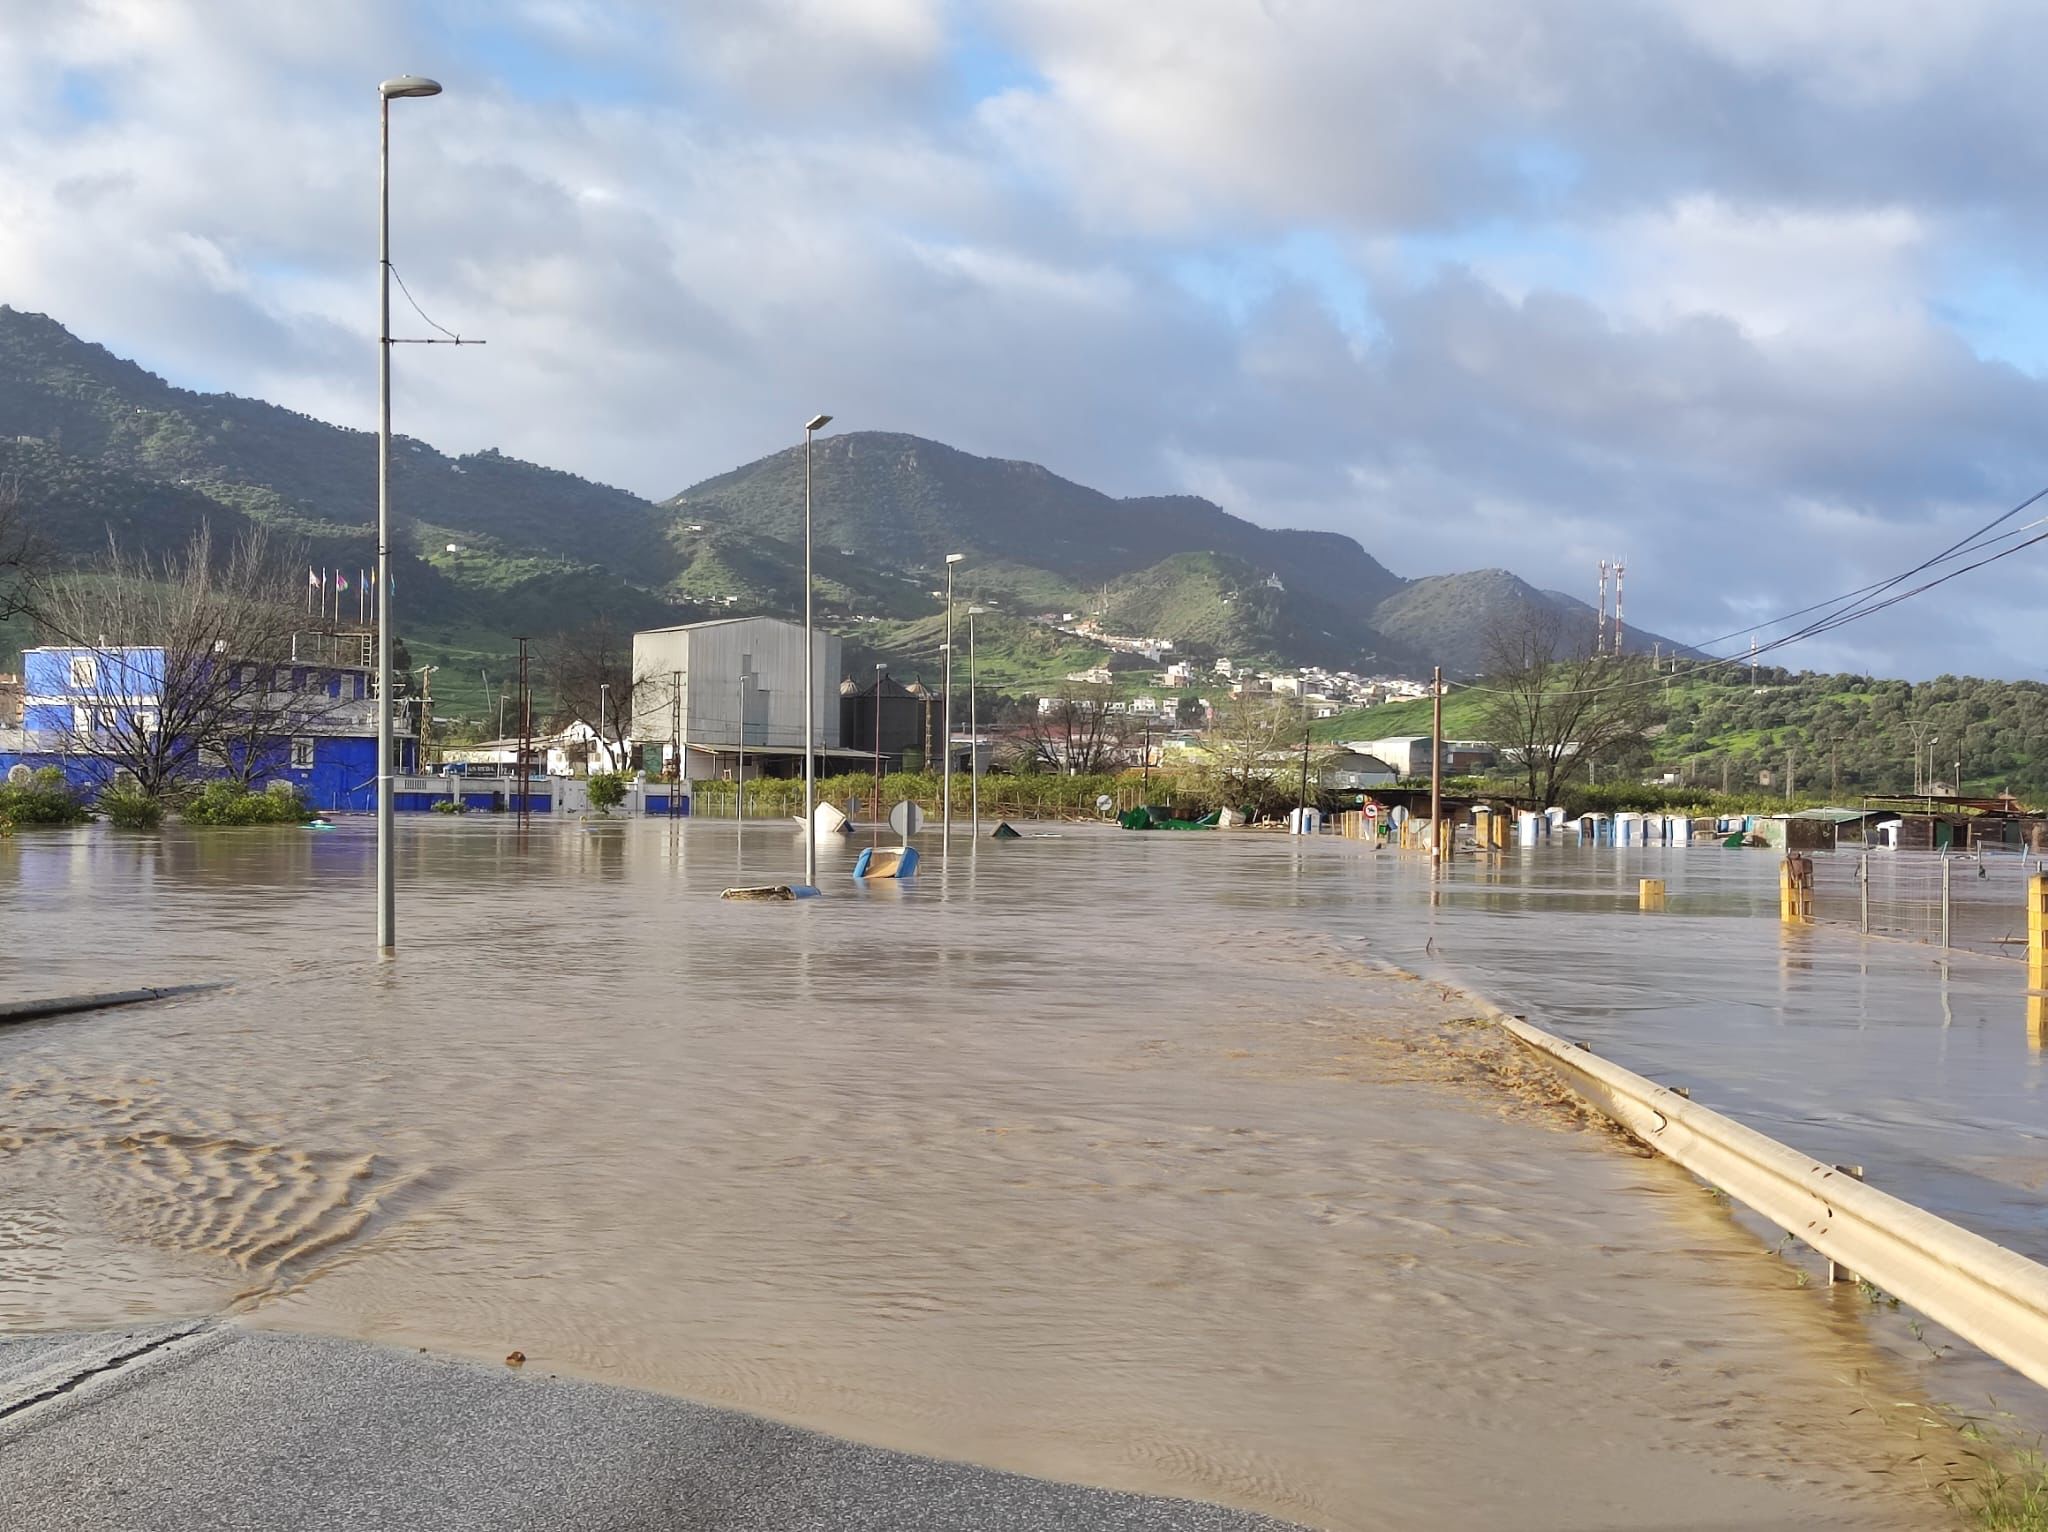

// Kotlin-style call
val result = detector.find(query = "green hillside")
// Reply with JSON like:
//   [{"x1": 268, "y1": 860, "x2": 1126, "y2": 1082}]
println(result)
[
  {"x1": 1320, "y1": 665, "x2": 2048, "y2": 798},
  {"x1": 851, "y1": 609, "x2": 1108, "y2": 693},
  {"x1": 1096, "y1": 550, "x2": 1399, "y2": 668},
  {"x1": 1313, "y1": 689, "x2": 1493, "y2": 744}
]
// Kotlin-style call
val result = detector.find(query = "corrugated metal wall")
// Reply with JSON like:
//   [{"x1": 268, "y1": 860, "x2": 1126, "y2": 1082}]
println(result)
[{"x1": 632, "y1": 618, "x2": 843, "y2": 756}]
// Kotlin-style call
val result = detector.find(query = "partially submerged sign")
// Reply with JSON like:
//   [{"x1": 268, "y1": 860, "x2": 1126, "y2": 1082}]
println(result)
[
  {"x1": 887, "y1": 800, "x2": 926, "y2": 838},
  {"x1": 991, "y1": 821, "x2": 1022, "y2": 840},
  {"x1": 853, "y1": 844, "x2": 920, "y2": 880},
  {"x1": 719, "y1": 884, "x2": 821, "y2": 901}
]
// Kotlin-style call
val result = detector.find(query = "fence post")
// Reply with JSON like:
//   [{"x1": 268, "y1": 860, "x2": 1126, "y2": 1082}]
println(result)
[
  {"x1": 1779, "y1": 854, "x2": 1813, "y2": 924},
  {"x1": 1826, "y1": 1164, "x2": 1866, "y2": 1284},
  {"x1": 2029, "y1": 872, "x2": 2048, "y2": 988}
]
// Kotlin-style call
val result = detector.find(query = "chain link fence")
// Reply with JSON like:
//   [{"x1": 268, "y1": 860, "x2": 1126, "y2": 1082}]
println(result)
[{"x1": 1807, "y1": 848, "x2": 2046, "y2": 959}]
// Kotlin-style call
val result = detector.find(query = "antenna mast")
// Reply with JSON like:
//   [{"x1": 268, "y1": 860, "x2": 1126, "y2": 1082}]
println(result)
[
  {"x1": 1596, "y1": 559, "x2": 1610, "y2": 657},
  {"x1": 1613, "y1": 557, "x2": 1626, "y2": 656}
]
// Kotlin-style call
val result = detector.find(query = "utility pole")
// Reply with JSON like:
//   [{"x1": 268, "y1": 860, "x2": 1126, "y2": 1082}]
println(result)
[
  {"x1": 941, "y1": 553, "x2": 964, "y2": 846},
  {"x1": 736, "y1": 677, "x2": 746, "y2": 830},
  {"x1": 872, "y1": 663, "x2": 886, "y2": 842},
  {"x1": 515, "y1": 636, "x2": 531, "y2": 830},
  {"x1": 1297, "y1": 717, "x2": 1312, "y2": 824},
  {"x1": 801, "y1": 414, "x2": 831, "y2": 890},
  {"x1": 1430, "y1": 665, "x2": 1443, "y2": 872},
  {"x1": 669, "y1": 669, "x2": 682, "y2": 819},
  {"x1": 375, "y1": 73, "x2": 446, "y2": 953},
  {"x1": 968, "y1": 605, "x2": 983, "y2": 841}
]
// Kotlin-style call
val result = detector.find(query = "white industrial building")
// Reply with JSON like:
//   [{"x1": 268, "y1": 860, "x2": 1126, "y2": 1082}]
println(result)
[{"x1": 631, "y1": 616, "x2": 859, "y2": 782}]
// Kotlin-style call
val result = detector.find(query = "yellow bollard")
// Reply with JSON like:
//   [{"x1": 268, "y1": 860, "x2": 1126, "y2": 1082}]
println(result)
[
  {"x1": 1639, "y1": 877, "x2": 1666, "y2": 910},
  {"x1": 2029, "y1": 873, "x2": 2048, "y2": 990},
  {"x1": 2030, "y1": 992, "x2": 2045, "y2": 1055},
  {"x1": 1780, "y1": 855, "x2": 1813, "y2": 924}
]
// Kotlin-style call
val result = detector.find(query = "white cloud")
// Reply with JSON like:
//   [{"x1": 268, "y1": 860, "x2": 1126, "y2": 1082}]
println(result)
[{"x1": 1, "y1": 0, "x2": 2047, "y2": 676}]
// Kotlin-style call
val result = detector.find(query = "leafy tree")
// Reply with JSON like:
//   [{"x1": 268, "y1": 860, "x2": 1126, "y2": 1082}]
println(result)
[{"x1": 587, "y1": 771, "x2": 627, "y2": 815}]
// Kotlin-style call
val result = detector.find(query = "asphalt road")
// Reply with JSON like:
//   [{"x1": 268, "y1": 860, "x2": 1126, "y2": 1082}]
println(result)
[{"x1": 0, "y1": 1323, "x2": 1302, "y2": 1532}]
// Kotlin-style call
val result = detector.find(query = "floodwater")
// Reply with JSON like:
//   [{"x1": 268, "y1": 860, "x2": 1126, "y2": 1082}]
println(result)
[
  {"x1": 1380, "y1": 845, "x2": 2047, "y2": 1268},
  {"x1": 0, "y1": 820, "x2": 2020, "y2": 1529}
]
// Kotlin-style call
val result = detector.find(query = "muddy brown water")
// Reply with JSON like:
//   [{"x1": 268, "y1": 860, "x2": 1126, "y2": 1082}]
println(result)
[{"x1": 0, "y1": 820, "x2": 2003, "y2": 1527}]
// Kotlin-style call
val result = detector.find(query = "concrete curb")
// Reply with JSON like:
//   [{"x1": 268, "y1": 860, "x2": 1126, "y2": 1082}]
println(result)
[{"x1": 0, "y1": 983, "x2": 223, "y2": 1026}]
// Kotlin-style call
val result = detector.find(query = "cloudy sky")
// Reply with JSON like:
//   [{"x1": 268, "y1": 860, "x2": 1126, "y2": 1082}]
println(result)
[{"x1": 3, "y1": 1, "x2": 2046, "y2": 677}]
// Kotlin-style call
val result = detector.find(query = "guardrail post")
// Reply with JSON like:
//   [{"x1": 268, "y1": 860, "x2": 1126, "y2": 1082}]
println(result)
[{"x1": 1827, "y1": 1165, "x2": 1866, "y2": 1284}]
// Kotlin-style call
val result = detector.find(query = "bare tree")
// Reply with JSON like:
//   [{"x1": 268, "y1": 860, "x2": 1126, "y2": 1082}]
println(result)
[
  {"x1": 1201, "y1": 694, "x2": 1302, "y2": 813},
  {"x1": 1480, "y1": 603, "x2": 1656, "y2": 805},
  {"x1": 31, "y1": 526, "x2": 350, "y2": 799},
  {"x1": 546, "y1": 619, "x2": 639, "y2": 769},
  {"x1": 1018, "y1": 682, "x2": 1126, "y2": 774}
]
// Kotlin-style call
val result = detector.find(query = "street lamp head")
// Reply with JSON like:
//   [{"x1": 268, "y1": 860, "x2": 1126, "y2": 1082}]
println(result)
[
  {"x1": 805, "y1": 413, "x2": 832, "y2": 432},
  {"x1": 380, "y1": 75, "x2": 443, "y2": 98}
]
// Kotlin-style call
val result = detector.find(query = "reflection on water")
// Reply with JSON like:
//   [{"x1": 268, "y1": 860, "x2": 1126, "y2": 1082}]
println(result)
[{"x1": 0, "y1": 821, "x2": 2004, "y2": 1528}]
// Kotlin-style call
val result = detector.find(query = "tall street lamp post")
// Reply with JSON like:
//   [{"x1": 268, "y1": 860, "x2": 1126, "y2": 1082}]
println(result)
[
  {"x1": 967, "y1": 605, "x2": 985, "y2": 840},
  {"x1": 377, "y1": 72, "x2": 442, "y2": 954},
  {"x1": 941, "y1": 553, "x2": 964, "y2": 843},
  {"x1": 802, "y1": 413, "x2": 832, "y2": 889},
  {"x1": 872, "y1": 662, "x2": 886, "y2": 840}
]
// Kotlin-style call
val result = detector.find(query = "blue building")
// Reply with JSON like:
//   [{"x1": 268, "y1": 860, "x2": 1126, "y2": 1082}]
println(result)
[{"x1": 3, "y1": 635, "x2": 417, "y2": 812}]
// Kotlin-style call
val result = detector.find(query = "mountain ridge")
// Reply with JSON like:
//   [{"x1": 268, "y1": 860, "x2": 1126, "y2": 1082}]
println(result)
[{"x1": 0, "y1": 307, "x2": 1703, "y2": 707}]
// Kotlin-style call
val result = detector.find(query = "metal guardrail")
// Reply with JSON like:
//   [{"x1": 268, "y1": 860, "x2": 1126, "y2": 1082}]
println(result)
[
  {"x1": 1503, "y1": 1014, "x2": 2048, "y2": 1392},
  {"x1": 0, "y1": 983, "x2": 223, "y2": 1025}
]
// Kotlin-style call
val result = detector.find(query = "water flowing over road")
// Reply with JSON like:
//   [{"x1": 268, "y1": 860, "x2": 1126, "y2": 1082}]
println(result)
[{"x1": 1, "y1": 819, "x2": 2032, "y2": 1528}]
